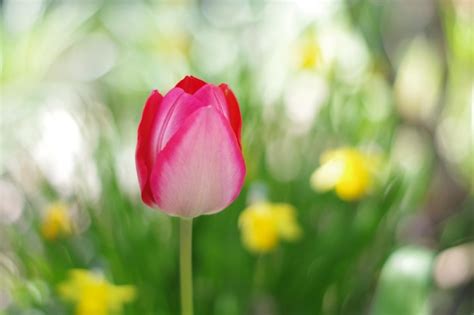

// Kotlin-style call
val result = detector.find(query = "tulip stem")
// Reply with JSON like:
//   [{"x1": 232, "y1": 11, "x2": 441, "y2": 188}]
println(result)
[{"x1": 180, "y1": 218, "x2": 193, "y2": 315}]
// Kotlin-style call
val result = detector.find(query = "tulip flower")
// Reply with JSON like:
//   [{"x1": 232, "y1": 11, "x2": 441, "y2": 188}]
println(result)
[
  {"x1": 135, "y1": 76, "x2": 246, "y2": 315},
  {"x1": 136, "y1": 75, "x2": 245, "y2": 217}
]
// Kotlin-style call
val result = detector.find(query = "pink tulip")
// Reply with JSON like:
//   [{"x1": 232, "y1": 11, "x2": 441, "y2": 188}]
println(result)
[{"x1": 136, "y1": 76, "x2": 246, "y2": 217}]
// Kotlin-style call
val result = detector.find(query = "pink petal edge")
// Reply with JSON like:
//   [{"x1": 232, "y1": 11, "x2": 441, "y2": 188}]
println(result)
[
  {"x1": 193, "y1": 84, "x2": 230, "y2": 120},
  {"x1": 150, "y1": 106, "x2": 246, "y2": 217}
]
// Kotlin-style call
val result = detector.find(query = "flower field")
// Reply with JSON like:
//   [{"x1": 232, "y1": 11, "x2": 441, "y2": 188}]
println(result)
[{"x1": 0, "y1": 1, "x2": 473, "y2": 315}]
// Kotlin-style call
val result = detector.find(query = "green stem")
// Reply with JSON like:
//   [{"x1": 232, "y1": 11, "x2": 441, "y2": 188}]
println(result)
[
  {"x1": 253, "y1": 255, "x2": 266, "y2": 294},
  {"x1": 180, "y1": 218, "x2": 193, "y2": 315}
]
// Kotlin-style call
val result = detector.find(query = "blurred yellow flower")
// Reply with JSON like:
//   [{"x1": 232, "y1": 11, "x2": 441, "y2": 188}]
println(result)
[
  {"x1": 155, "y1": 32, "x2": 191, "y2": 58},
  {"x1": 299, "y1": 39, "x2": 321, "y2": 69},
  {"x1": 310, "y1": 148, "x2": 377, "y2": 201},
  {"x1": 58, "y1": 269, "x2": 136, "y2": 315},
  {"x1": 41, "y1": 202, "x2": 72, "y2": 240},
  {"x1": 295, "y1": 29, "x2": 321, "y2": 70},
  {"x1": 239, "y1": 202, "x2": 302, "y2": 254}
]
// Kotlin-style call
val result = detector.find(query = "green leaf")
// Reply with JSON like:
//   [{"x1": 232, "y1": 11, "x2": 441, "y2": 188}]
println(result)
[{"x1": 372, "y1": 246, "x2": 434, "y2": 315}]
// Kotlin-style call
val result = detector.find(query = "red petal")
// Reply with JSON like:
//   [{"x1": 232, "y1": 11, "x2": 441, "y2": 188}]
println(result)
[
  {"x1": 219, "y1": 84, "x2": 242, "y2": 147},
  {"x1": 135, "y1": 90, "x2": 163, "y2": 207},
  {"x1": 175, "y1": 75, "x2": 207, "y2": 94}
]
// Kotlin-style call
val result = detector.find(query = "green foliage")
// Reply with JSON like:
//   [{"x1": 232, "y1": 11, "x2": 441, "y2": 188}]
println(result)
[
  {"x1": 1, "y1": 0, "x2": 472, "y2": 315},
  {"x1": 372, "y1": 247, "x2": 434, "y2": 315}
]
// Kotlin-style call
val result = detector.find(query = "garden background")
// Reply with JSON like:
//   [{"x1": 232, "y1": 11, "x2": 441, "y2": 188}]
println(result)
[{"x1": 1, "y1": 0, "x2": 473, "y2": 314}]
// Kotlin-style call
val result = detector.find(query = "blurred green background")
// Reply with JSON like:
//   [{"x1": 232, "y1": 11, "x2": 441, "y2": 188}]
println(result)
[{"x1": 0, "y1": 0, "x2": 473, "y2": 314}]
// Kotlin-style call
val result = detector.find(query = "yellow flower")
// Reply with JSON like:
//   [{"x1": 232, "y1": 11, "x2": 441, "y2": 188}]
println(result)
[
  {"x1": 154, "y1": 32, "x2": 191, "y2": 59},
  {"x1": 299, "y1": 39, "x2": 321, "y2": 69},
  {"x1": 58, "y1": 269, "x2": 136, "y2": 315},
  {"x1": 295, "y1": 29, "x2": 321, "y2": 70},
  {"x1": 41, "y1": 202, "x2": 72, "y2": 240},
  {"x1": 239, "y1": 202, "x2": 302, "y2": 254},
  {"x1": 272, "y1": 204, "x2": 302, "y2": 241},
  {"x1": 310, "y1": 148, "x2": 377, "y2": 201}
]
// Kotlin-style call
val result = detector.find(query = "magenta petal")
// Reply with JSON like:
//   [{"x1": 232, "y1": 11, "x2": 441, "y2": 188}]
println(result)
[
  {"x1": 136, "y1": 90, "x2": 163, "y2": 207},
  {"x1": 150, "y1": 88, "x2": 206, "y2": 155},
  {"x1": 150, "y1": 106, "x2": 246, "y2": 217},
  {"x1": 193, "y1": 84, "x2": 230, "y2": 119}
]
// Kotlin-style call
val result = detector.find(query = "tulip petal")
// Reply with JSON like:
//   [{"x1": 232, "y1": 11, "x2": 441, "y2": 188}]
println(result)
[
  {"x1": 151, "y1": 88, "x2": 206, "y2": 153},
  {"x1": 150, "y1": 106, "x2": 245, "y2": 217},
  {"x1": 219, "y1": 84, "x2": 242, "y2": 146},
  {"x1": 136, "y1": 90, "x2": 163, "y2": 206},
  {"x1": 193, "y1": 84, "x2": 230, "y2": 118},
  {"x1": 175, "y1": 75, "x2": 207, "y2": 94}
]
